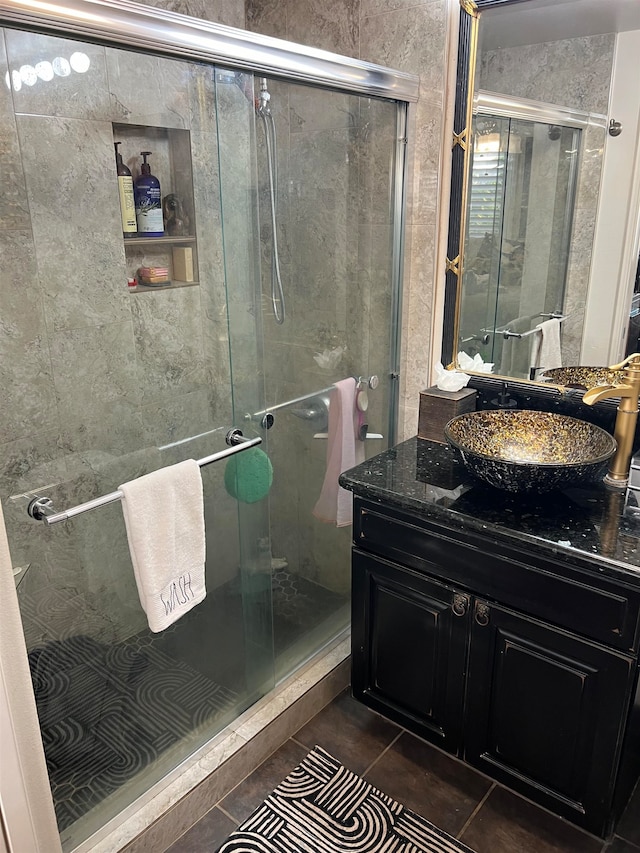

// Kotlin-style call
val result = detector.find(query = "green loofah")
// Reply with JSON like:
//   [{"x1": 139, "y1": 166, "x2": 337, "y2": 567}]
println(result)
[{"x1": 224, "y1": 447, "x2": 273, "y2": 504}]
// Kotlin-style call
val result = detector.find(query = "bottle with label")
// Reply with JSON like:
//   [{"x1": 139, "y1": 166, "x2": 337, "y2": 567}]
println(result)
[
  {"x1": 114, "y1": 142, "x2": 136, "y2": 238},
  {"x1": 134, "y1": 151, "x2": 164, "y2": 237}
]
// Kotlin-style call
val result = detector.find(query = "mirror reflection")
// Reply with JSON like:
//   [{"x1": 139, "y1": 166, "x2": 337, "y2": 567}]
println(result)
[
  {"x1": 452, "y1": 0, "x2": 640, "y2": 382},
  {"x1": 460, "y1": 95, "x2": 582, "y2": 378}
]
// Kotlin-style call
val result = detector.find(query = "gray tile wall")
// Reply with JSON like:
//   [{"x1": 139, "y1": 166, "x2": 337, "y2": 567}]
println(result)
[
  {"x1": 3, "y1": 0, "x2": 445, "y2": 639},
  {"x1": 1, "y1": 19, "x2": 241, "y2": 644},
  {"x1": 246, "y1": 0, "x2": 449, "y2": 440},
  {"x1": 479, "y1": 34, "x2": 614, "y2": 115}
]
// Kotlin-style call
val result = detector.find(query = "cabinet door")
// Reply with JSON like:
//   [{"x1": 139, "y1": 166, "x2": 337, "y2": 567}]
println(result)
[
  {"x1": 352, "y1": 549, "x2": 469, "y2": 753},
  {"x1": 465, "y1": 599, "x2": 634, "y2": 836}
]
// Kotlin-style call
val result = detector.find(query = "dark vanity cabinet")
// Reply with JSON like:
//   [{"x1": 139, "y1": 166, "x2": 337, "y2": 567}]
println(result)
[{"x1": 351, "y1": 497, "x2": 640, "y2": 838}]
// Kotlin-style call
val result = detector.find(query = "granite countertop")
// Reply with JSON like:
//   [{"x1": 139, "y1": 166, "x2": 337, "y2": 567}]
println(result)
[{"x1": 339, "y1": 437, "x2": 640, "y2": 583}]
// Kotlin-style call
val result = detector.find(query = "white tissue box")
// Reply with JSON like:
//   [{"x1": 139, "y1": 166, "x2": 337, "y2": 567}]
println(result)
[{"x1": 418, "y1": 386, "x2": 477, "y2": 444}]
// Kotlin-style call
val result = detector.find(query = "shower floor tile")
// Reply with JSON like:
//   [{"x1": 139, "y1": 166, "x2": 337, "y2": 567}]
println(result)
[
  {"x1": 270, "y1": 568, "x2": 348, "y2": 656},
  {"x1": 29, "y1": 632, "x2": 240, "y2": 832},
  {"x1": 23, "y1": 567, "x2": 348, "y2": 837}
]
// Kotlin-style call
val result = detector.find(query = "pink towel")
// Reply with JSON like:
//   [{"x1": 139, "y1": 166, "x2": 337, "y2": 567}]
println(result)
[{"x1": 313, "y1": 378, "x2": 365, "y2": 527}]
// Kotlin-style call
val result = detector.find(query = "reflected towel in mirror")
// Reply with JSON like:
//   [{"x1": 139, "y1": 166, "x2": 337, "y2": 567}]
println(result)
[
  {"x1": 530, "y1": 317, "x2": 562, "y2": 371},
  {"x1": 499, "y1": 316, "x2": 537, "y2": 375}
]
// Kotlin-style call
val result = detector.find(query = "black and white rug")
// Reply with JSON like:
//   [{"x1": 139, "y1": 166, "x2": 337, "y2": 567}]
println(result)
[{"x1": 218, "y1": 745, "x2": 475, "y2": 852}]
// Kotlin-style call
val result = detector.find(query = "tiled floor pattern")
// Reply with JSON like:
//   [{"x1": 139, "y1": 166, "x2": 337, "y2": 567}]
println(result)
[
  {"x1": 29, "y1": 633, "x2": 240, "y2": 831},
  {"x1": 165, "y1": 688, "x2": 640, "y2": 853},
  {"x1": 21, "y1": 568, "x2": 348, "y2": 837}
]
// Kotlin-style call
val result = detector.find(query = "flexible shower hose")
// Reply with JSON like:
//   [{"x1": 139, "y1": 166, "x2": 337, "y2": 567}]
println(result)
[{"x1": 259, "y1": 109, "x2": 286, "y2": 325}]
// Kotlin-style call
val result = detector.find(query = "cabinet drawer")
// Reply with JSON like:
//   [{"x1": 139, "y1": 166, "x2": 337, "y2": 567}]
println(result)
[{"x1": 354, "y1": 501, "x2": 640, "y2": 652}]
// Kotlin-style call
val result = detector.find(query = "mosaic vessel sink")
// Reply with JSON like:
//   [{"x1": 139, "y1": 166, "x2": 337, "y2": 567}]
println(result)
[
  {"x1": 444, "y1": 410, "x2": 616, "y2": 492},
  {"x1": 541, "y1": 366, "x2": 625, "y2": 390}
]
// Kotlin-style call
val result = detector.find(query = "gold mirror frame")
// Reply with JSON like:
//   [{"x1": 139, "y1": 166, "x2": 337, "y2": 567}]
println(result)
[
  {"x1": 440, "y1": 0, "x2": 627, "y2": 440},
  {"x1": 442, "y1": 0, "x2": 639, "y2": 388},
  {"x1": 441, "y1": 0, "x2": 598, "y2": 395},
  {"x1": 440, "y1": 0, "x2": 600, "y2": 414},
  {"x1": 441, "y1": 0, "x2": 481, "y2": 369}
]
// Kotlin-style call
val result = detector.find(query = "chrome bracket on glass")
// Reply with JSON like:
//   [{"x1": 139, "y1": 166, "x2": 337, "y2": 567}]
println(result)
[{"x1": 27, "y1": 496, "x2": 55, "y2": 522}]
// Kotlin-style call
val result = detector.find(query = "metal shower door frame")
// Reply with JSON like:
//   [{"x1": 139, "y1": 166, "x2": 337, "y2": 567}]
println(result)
[{"x1": 0, "y1": 0, "x2": 419, "y2": 100}]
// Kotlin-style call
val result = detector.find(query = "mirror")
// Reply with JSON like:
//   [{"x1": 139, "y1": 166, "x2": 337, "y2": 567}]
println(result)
[{"x1": 442, "y1": 0, "x2": 640, "y2": 383}]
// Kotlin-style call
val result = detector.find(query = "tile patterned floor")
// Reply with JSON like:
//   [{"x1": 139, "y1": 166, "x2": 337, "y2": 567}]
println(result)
[{"x1": 165, "y1": 688, "x2": 640, "y2": 853}]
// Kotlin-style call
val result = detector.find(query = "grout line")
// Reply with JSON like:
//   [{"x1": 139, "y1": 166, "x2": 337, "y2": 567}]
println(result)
[
  {"x1": 215, "y1": 803, "x2": 238, "y2": 824},
  {"x1": 290, "y1": 733, "x2": 311, "y2": 750},
  {"x1": 455, "y1": 782, "x2": 496, "y2": 840},
  {"x1": 362, "y1": 729, "x2": 404, "y2": 777},
  {"x1": 606, "y1": 839, "x2": 640, "y2": 853}
]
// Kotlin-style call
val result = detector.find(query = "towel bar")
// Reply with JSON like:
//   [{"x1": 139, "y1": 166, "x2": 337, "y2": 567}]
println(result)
[
  {"x1": 313, "y1": 432, "x2": 383, "y2": 440},
  {"x1": 502, "y1": 315, "x2": 567, "y2": 340},
  {"x1": 502, "y1": 326, "x2": 541, "y2": 340},
  {"x1": 27, "y1": 429, "x2": 261, "y2": 525},
  {"x1": 249, "y1": 386, "x2": 337, "y2": 420},
  {"x1": 247, "y1": 375, "x2": 379, "y2": 427}
]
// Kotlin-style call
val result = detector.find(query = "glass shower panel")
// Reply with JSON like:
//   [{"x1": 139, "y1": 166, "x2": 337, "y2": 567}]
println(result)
[
  {"x1": 460, "y1": 113, "x2": 579, "y2": 377},
  {"x1": 217, "y1": 73, "x2": 400, "y2": 681},
  {"x1": 0, "y1": 29, "x2": 273, "y2": 850}
]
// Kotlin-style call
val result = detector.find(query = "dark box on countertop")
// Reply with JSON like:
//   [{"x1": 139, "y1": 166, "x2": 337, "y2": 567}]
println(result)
[{"x1": 418, "y1": 386, "x2": 477, "y2": 444}]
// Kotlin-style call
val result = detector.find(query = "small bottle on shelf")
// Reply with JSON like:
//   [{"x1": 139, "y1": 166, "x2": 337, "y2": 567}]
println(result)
[
  {"x1": 114, "y1": 142, "x2": 136, "y2": 238},
  {"x1": 134, "y1": 151, "x2": 164, "y2": 237}
]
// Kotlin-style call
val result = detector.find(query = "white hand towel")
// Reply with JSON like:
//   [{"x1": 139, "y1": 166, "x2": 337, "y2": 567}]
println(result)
[
  {"x1": 530, "y1": 318, "x2": 562, "y2": 371},
  {"x1": 119, "y1": 459, "x2": 206, "y2": 633},
  {"x1": 313, "y1": 378, "x2": 365, "y2": 527}
]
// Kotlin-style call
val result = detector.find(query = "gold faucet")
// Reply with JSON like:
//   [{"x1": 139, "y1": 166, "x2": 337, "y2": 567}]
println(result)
[{"x1": 582, "y1": 353, "x2": 640, "y2": 487}]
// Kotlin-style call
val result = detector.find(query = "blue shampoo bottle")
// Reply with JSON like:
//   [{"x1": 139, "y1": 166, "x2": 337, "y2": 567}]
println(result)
[{"x1": 134, "y1": 151, "x2": 164, "y2": 236}]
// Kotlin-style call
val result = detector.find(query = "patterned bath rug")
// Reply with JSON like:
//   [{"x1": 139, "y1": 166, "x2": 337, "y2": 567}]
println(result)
[{"x1": 217, "y1": 744, "x2": 475, "y2": 852}]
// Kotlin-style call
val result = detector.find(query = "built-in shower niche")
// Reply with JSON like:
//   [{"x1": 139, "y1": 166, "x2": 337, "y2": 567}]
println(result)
[{"x1": 113, "y1": 123, "x2": 199, "y2": 291}]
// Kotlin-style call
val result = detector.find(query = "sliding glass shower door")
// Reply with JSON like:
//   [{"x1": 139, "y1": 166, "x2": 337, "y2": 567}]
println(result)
[
  {"x1": 1, "y1": 30, "x2": 275, "y2": 851},
  {"x1": 1, "y1": 19, "x2": 404, "y2": 853},
  {"x1": 217, "y1": 71, "x2": 401, "y2": 681}
]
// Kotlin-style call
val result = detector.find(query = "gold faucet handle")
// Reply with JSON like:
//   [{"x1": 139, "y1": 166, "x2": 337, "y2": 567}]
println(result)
[
  {"x1": 582, "y1": 383, "x2": 633, "y2": 404},
  {"x1": 608, "y1": 353, "x2": 640, "y2": 371}
]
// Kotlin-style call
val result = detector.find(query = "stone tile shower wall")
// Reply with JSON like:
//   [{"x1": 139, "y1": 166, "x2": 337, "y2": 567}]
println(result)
[
  {"x1": 2, "y1": 0, "x2": 447, "y2": 645},
  {"x1": 251, "y1": 82, "x2": 397, "y2": 595},
  {"x1": 479, "y1": 33, "x2": 615, "y2": 368},
  {"x1": 0, "y1": 27, "x2": 241, "y2": 647},
  {"x1": 246, "y1": 0, "x2": 451, "y2": 441}
]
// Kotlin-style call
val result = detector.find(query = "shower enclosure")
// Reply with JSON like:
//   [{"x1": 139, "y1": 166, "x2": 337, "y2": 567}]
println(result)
[{"x1": 0, "y1": 1, "x2": 417, "y2": 850}]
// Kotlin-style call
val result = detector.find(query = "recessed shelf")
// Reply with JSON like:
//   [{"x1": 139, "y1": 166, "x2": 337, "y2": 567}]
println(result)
[
  {"x1": 124, "y1": 235, "x2": 196, "y2": 246},
  {"x1": 128, "y1": 280, "x2": 199, "y2": 293},
  {"x1": 114, "y1": 122, "x2": 199, "y2": 293}
]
